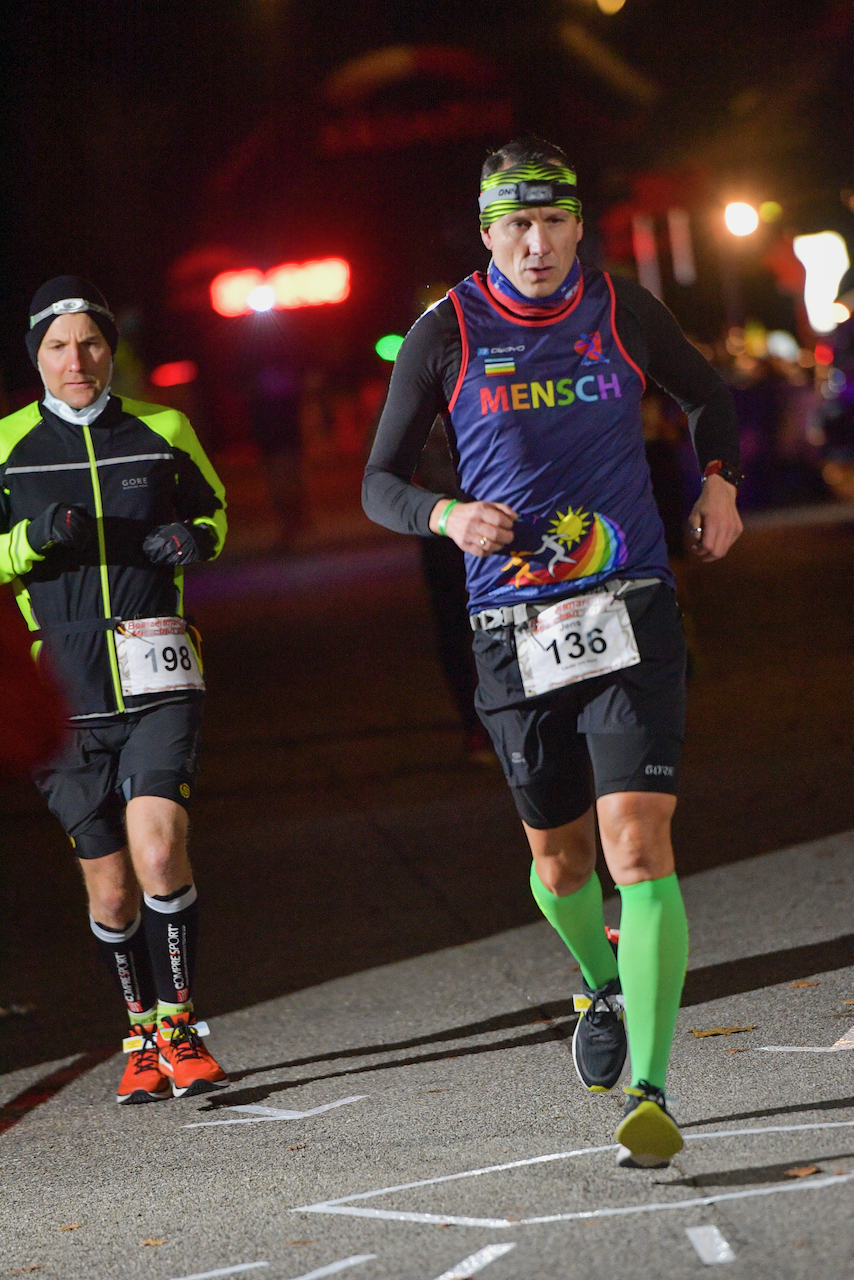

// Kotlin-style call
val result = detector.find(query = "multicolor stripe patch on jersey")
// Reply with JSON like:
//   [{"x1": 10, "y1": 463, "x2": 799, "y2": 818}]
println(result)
[
  {"x1": 479, "y1": 162, "x2": 582, "y2": 229},
  {"x1": 484, "y1": 356, "x2": 515, "y2": 376}
]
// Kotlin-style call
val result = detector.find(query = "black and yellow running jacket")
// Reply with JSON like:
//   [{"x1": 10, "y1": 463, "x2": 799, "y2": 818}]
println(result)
[{"x1": 0, "y1": 395, "x2": 226, "y2": 721}]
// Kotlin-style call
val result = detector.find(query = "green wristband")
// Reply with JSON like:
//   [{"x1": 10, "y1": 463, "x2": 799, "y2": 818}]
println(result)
[{"x1": 436, "y1": 499, "x2": 458, "y2": 537}]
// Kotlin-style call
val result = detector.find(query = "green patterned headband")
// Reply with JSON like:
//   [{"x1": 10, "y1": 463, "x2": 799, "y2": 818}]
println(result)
[{"x1": 479, "y1": 162, "x2": 581, "y2": 229}]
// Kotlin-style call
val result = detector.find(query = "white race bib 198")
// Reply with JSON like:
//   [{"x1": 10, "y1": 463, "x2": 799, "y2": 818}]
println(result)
[
  {"x1": 115, "y1": 617, "x2": 205, "y2": 698},
  {"x1": 515, "y1": 591, "x2": 640, "y2": 698}
]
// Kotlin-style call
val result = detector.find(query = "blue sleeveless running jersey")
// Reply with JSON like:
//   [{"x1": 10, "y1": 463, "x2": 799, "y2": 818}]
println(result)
[{"x1": 446, "y1": 267, "x2": 673, "y2": 612}]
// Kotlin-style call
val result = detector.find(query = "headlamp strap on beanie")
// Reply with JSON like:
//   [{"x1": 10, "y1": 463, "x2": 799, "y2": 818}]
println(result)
[{"x1": 30, "y1": 298, "x2": 115, "y2": 329}]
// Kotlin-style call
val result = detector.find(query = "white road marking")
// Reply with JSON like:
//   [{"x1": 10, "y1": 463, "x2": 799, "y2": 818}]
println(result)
[
  {"x1": 685, "y1": 1225, "x2": 736, "y2": 1265},
  {"x1": 183, "y1": 1095, "x2": 367, "y2": 1128},
  {"x1": 167, "y1": 1263, "x2": 269, "y2": 1280},
  {"x1": 288, "y1": 1257, "x2": 376, "y2": 1280},
  {"x1": 431, "y1": 1243, "x2": 516, "y2": 1279},
  {"x1": 294, "y1": 1118, "x2": 854, "y2": 1228},
  {"x1": 758, "y1": 1024, "x2": 854, "y2": 1053}
]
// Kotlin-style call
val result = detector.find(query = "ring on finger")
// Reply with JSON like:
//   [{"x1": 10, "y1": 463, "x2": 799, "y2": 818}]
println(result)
[{"x1": 478, "y1": 536, "x2": 488, "y2": 548}]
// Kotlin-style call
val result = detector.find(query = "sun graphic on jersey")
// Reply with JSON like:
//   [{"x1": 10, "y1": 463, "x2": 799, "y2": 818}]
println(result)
[{"x1": 548, "y1": 506, "x2": 590, "y2": 547}]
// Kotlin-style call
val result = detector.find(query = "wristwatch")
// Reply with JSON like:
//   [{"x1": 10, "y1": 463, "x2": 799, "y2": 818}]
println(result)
[{"x1": 702, "y1": 460, "x2": 744, "y2": 488}]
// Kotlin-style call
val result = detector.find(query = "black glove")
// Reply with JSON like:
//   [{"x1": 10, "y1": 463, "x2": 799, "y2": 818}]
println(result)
[
  {"x1": 143, "y1": 522, "x2": 215, "y2": 566},
  {"x1": 26, "y1": 503, "x2": 93, "y2": 554}
]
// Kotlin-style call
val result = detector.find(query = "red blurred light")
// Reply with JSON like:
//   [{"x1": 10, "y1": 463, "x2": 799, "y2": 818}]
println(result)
[
  {"x1": 209, "y1": 259, "x2": 350, "y2": 316},
  {"x1": 150, "y1": 360, "x2": 198, "y2": 388},
  {"x1": 210, "y1": 269, "x2": 264, "y2": 317},
  {"x1": 814, "y1": 343, "x2": 834, "y2": 365}
]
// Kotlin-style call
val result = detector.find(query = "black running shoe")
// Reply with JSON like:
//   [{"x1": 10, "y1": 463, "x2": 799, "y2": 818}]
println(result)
[
  {"x1": 615, "y1": 1079, "x2": 683, "y2": 1168},
  {"x1": 571, "y1": 977, "x2": 627, "y2": 1092}
]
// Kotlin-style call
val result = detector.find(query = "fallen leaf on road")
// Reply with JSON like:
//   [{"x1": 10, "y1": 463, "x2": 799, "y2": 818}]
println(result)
[
  {"x1": 790, "y1": 981, "x2": 819, "y2": 988},
  {"x1": 689, "y1": 1026, "x2": 756, "y2": 1038},
  {"x1": 10, "y1": 1268, "x2": 44, "y2": 1274},
  {"x1": 833, "y1": 1169, "x2": 849, "y2": 1175},
  {"x1": 843, "y1": 1000, "x2": 854, "y2": 1005},
  {"x1": 57, "y1": 1224, "x2": 80, "y2": 1231},
  {"x1": 286, "y1": 1241, "x2": 313, "y2": 1246},
  {"x1": 286, "y1": 1144, "x2": 306, "y2": 1150},
  {"x1": 786, "y1": 1165, "x2": 819, "y2": 1178},
  {"x1": 141, "y1": 1239, "x2": 165, "y2": 1247},
  {"x1": 725, "y1": 1047, "x2": 750, "y2": 1053}
]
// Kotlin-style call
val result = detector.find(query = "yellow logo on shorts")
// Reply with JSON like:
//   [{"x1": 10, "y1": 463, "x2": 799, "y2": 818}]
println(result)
[
  {"x1": 179, "y1": 783, "x2": 191, "y2": 799},
  {"x1": 69, "y1": 836, "x2": 76, "y2": 848}
]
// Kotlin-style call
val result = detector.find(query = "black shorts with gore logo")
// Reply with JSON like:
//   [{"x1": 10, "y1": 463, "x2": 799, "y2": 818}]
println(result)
[
  {"x1": 473, "y1": 583, "x2": 686, "y2": 830},
  {"x1": 32, "y1": 699, "x2": 203, "y2": 859}
]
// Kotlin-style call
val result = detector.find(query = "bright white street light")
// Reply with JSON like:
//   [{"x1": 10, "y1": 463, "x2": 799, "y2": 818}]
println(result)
[
  {"x1": 724, "y1": 202, "x2": 759, "y2": 236},
  {"x1": 248, "y1": 284, "x2": 275, "y2": 312},
  {"x1": 793, "y1": 231, "x2": 851, "y2": 333}
]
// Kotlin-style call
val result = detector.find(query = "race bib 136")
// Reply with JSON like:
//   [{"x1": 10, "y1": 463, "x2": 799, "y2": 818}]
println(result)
[{"x1": 515, "y1": 591, "x2": 640, "y2": 698}]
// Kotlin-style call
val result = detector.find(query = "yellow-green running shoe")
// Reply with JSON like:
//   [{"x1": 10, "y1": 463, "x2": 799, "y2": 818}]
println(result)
[{"x1": 615, "y1": 1080, "x2": 683, "y2": 1168}]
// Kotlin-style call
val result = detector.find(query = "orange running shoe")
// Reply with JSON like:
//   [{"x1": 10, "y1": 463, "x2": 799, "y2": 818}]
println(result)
[
  {"x1": 156, "y1": 1012, "x2": 229, "y2": 1097},
  {"x1": 117, "y1": 1023, "x2": 171, "y2": 1105}
]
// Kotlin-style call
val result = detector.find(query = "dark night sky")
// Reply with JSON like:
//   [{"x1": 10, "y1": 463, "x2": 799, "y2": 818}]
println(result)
[{"x1": 2, "y1": 0, "x2": 851, "y2": 392}]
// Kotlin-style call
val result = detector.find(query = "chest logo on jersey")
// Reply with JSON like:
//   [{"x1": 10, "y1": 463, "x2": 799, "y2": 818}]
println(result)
[
  {"x1": 479, "y1": 372, "x2": 622, "y2": 415},
  {"x1": 574, "y1": 331, "x2": 610, "y2": 366},
  {"x1": 500, "y1": 504, "x2": 628, "y2": 590}
]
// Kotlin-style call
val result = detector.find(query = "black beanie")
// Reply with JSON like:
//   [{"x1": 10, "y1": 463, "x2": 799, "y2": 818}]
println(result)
[{"x1": 25, "y1": 276, "x2": 119, "y2": 368}]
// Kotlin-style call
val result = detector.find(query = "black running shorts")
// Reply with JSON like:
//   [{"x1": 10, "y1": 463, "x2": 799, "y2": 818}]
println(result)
[
  {"x1": 473, "y1": 583, "x2": 686, "y2": 829},
  {"x1": 32, "y1": 699, "x2": 204, "y2": 859}
]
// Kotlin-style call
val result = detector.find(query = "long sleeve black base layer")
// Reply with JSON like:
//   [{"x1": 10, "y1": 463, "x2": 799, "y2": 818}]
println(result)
[{"x1": 362, "y1": 275, "x2": 740, "y2": 537}]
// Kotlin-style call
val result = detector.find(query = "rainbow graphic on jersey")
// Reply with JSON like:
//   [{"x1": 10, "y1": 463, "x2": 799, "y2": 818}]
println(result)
[{"x1": 500, "y1": 505, "x2": 628, "y2": 589}]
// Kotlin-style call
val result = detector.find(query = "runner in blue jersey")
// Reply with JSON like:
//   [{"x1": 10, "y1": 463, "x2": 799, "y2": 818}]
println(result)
[{"x1": 363, "y1": 137, "x2": 743, "y2": 1168}]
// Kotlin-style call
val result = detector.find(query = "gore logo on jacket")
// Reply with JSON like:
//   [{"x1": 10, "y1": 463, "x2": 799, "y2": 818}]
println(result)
[{"x1": 446, "y1": 267, "x2": 671, "y2": 612}]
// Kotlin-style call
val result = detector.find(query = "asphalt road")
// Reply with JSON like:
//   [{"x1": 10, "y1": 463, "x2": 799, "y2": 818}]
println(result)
[{"x1": 0, "y1": 512, "x2": 852, "y2": 1278}]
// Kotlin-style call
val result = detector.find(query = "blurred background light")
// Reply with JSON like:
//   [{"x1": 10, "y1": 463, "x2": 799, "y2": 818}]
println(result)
[
  {"x1": 375, "y1": 334, "x2": 404, "y2": 361},
  {"x1": 759, "y1": 201, "x2": 783, "y2": 223},
  {"x1": 268, "y1": 258, "x2": 351, "y2": 309},
  {"x1": 831, "y1": 301, "x2": 850, "y2": 324},
  {"x1": 793, "y1": 231, "x2": 851, "y2": 332},
  {"x1": 814, "y1": 343, "x2": 834, "y2": 365},
  {"x1": 247, "y1": 284, "x2": 275, "y2": 312},
  {"x1": 210, "y1": 269, "x2": 264, "y2": 317},
  {"x1": 210, "y1": 259, "x2": 351, "y2": 317},
  {"x1": 765, "y1": 330, "x2": 800, "y2": 361},
  {"x1": 150, "y1": 360, "x2": 198, "y2": 387},
  {"x1": 596, "y1": 0, "x2": 627, "y2": 12},
  {"x1": 724, "y1": 202, "x2": 759, "y2": 236}
]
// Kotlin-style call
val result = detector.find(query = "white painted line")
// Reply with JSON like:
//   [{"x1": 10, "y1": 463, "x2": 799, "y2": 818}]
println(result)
[
  {"x1": 757, "y1": 1022, "x2": 854, "y2": 1053},
  {"x1": 167, "y1": 1263, "x2": 269, "y2": 1280},
  {"x1": 685, "y1": 1226, "x2": 736, "y2": 1265},
  {"x1": 288, "y1": 1257, "x2": 375, "y2": 1280},
  {"x1": 184, "y1": 1095, "x2": 367, "y2": 1128},
  {"x1": 294, "y1": 1118, "x2": 854, "y2": 1228},
  {"x1": 306, "y1": 1172, "x2": 854, "y2": 1228},
  {"x1": 432, "y1": 1243, "x2": 516, "y2": 1279}
]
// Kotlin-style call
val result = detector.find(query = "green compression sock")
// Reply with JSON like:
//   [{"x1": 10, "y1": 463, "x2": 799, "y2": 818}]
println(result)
[
  {"x1": 530, "y1": 864, "x2": 619, "y2": 991},
  {"x1": 617, "y1": 873, "x2": 689, "y2": 1092}
]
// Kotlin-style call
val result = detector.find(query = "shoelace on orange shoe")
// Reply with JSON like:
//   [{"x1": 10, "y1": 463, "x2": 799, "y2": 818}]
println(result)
[
  {"x1": 130, "y1": 1027, "x2": 160, "y2": 1075},
  {"x1": 166, "y1": 1022, "x2": 207, "y2": 1062}
]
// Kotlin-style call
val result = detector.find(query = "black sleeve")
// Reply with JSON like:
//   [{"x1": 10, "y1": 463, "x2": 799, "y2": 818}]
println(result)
[
  {"x1": 611, "y1": 277, "x2": 740, "y2": 471},
  {"x1": 362, "y1": 300, "x2": 462, "y2": 536},
  {"x1": 172, "y1": 445, "x2": 224, "y2": 560}
]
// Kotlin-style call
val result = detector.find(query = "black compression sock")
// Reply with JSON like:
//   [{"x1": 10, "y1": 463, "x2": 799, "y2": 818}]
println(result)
[
  {"x1": 142, "y1": 883, "x2": 199, "y2": 1005},
  {"x1": 90, "y1": 912, "x2": 158, "y2": 1020}
]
